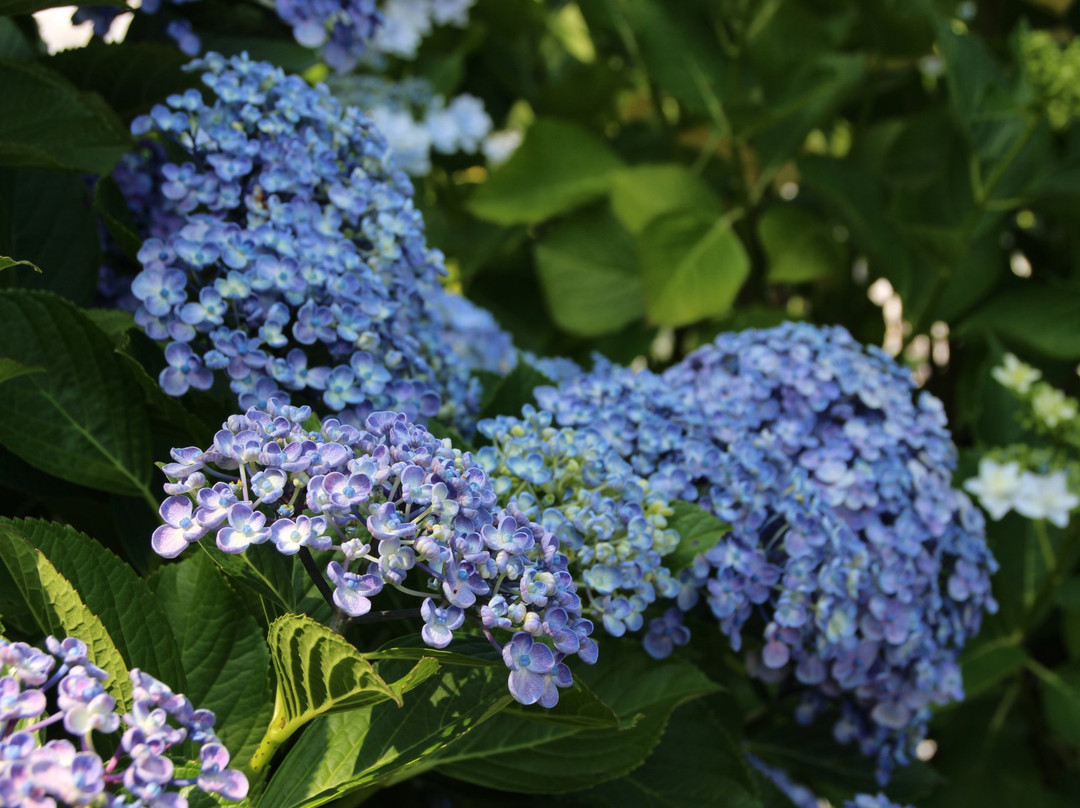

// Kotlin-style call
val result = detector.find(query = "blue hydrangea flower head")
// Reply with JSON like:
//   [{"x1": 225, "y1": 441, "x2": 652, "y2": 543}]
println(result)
[
  {"x1": 477, "y1": 405, "x2": 681, "y2": 649},
  {"x1": 121, "y1": 52, "x2": 482, "y2": 429},
  {"x1": 154, "y1": 398, "x2": 594, "y2": 707},
  {"x1": 538, "y1": 323, "x2": 999, "y2": 781}
]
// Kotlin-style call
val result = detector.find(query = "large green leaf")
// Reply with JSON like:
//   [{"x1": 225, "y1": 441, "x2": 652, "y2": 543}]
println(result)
[
  {"x1": 434, "y1": 643, "x2": 721, "y2": 793},
  {"x1": 468, "y1": 119, "x2": 623, "y2": 225},
  {"x1": 0, "y1": 522, "x2": 133, "y2": 711},
  {"x1": 254, "y1": 614, "x2": 439, "y2": 771},
  {"x1": 639, "y1": 211, "x2": 750, "y2": 328},
  {"x1": 50, "y1": 41, "x2": 197, "y2": 120},
  {"x1": 956, "y1": 285, "x2": 1080, "y2": 359},
  {"x1": 1, "y1": 517, "x2": 184, "y2": 689},
  {"x1": 0, "y1": 168, "x2": 105, "y2": 305},
  {"x1": 534, "y1": 204, "x2": 644, "y2": 337},
  {"x1": 0, "y1": 291, "x2": 153, "y2": 497},
  {"x1": 153, "y1": 553, "x2": 274, "y2": 767},
  {"x1": 261, "y1": 663, "x2": 513, "y2": 808},
  {"x1": 609, "y1": 163, "x2": 722, "y2": 235},
  {"x1": 196, "y1": 542, "x2": 306, "y2": 615},
  {"x1": 758, "y1": 205, "x2": 845, "y2": 284},
  {"x1": 571, "y1": 696, "x2": 761, "y2": 808},
  {"x1": 665, "y1": 499, "x2": 728, "y2": 573},
  {"x1": 0, "y1": 58, "x2": 130, "y2": 174}
]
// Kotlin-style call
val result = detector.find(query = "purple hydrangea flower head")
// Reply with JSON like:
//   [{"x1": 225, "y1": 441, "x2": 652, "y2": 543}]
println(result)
[
  {"x1": 0, "y1": 635, "x2": 246, "y2": 807},
  {"x1": 153, "y1": 400, "x2": 593, "y2": 707}
]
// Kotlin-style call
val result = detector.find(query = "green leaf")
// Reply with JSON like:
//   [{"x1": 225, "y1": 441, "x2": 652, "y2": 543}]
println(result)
[
  {"x1": 502, "y1": 676, "x2": 620, "y2": 730},
  {"x1": 1032, "y1": 661, "x2": 1080, "y2": 748},
  {"x1": 0, "y1": 291, "x2": 153, "y2": 497},
  {"x1": 0, "y1": 17, "x2": 35, "y2": 60},
  {"x1": 434, "y1": 643, "x2": 721, "y2": 793},
  {"x1": 478, "y1": 357, "x2": 553, "y2": 420},
  {"x1": 935, "y1": 21, "x2": 1027, "y2": 163},
  {"x1": 956, "y1": 285, "x2": 1080, "y2": 359},
  {"x1": 255, "y1": 614, "x2": 437, "y2": 771},
  {"x1": 959, "y1": 636, "x2": 1027, "y2": 701},
  {"x1": 572, "y1": 696, "x2": 761, "y2": 808},
  {"x1": 0, "y1": 168, "x2": 104, "y2": 305},
  {"x1": 0, "y1": 522, "x2": 132, "y2": 711},
  {"x1": 744, "y1": 54, "x2": 867, "y2": 175},
  {"x1": 609, "y1": 163, "x2": 722, "y2": 235},
  {"x1": 758, "y1": 205, "x2": 844, "y2": 284},
  {"x1": 0, "y1": 254, "x2": 40, "y2": 273},
  {"x1": 152, "y1": 553, "x2": 274, "y2": 767},
  {"x1": 534, "y1": 204, "x2": 644, "y2": 336},
  {"x1": 639, "y1": 211, "x2": 750, "y2": 328},
  {"x1": 0, "y1": 517, "x2": 184, "y2": 689},
  {"x1": 468, "y1": 119, "x2": 623, "y2": 225},
  {"x1": 261, "y1": 663, "x2": 513, "y2": 808},
  {"x1": 0, "y1": 357, "x2": 42, "y2": 385},
  {"x1": 196, "y1": 542, "x2": 303, "y2": 614},
  {"x1": 50, "y1": 41, "x2": 197, "y2": 120},
  {"x1": 84, "y1": 308, "x2": 136, "y2": 348},
  {"x1": 609, "y1": 0, "x2": 729, "y2": 116},
  {"x1": 666, "y1": 500, "x2": 728, "y2": 573},
  {"x1": 0, "y1": 58, "x2": 130, "y2": 174},
  {"x1": 798, "y1": 156, "x2": 922, "y2": 300}
]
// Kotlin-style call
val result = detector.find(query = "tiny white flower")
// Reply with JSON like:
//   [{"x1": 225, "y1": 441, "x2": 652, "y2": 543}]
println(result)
[
  {"x1": 1031, "y1": 386, "x2": 1079, "y2": 429},
  {"x1": 963, "y1": 458, "x2": 1022, "y2": 520},
  {"x1": 991, "y1": 353, "x2": 1041, "y2": 394},
  {"x1": 1014, "y1": 470, "x2": 1080, "y2": 528},
  {"x1": 482, "y1": 130, "x2": 523, "y2": 166}
]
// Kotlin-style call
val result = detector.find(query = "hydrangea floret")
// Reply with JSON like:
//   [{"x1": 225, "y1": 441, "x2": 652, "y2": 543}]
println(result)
[
  {"x1": 329, "y1": 76, "x2": 494, "y2": 175},
  {"x1": 121, "y1": 52, "x2": 481, "y2": 428},
  {"x1": 476, "y1": 406, "x2": 682, "y2": 651},
  {"x1": 0, "y1": 635, "x2": 247, "y2": 807},
  {"x1": 539, "y1": 323, "x2": 999, "y2": 781},
  {"x1": 74, "y1": 1, "x2": 382, "y2": 71},
  {"x1": 152, "y1": 398, "x2": 594, "y2": 707}
]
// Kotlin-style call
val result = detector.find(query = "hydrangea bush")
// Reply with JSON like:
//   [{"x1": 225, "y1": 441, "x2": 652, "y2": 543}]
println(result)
[{"x1": 4, "y1": 2, "x2": 1079, "y2": 807}]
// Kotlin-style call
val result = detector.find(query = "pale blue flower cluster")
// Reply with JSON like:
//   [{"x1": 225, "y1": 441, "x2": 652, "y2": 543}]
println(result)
[
  {"x1": 335, "y1": 77, "x2": 493, "y2": 176},
  {"x1": 73, "y1": 0, "x2": 381, "y2": 70},
  {"x1": 0, "y1": 635, "x2": 246, "y2": 807},
  {"x1": 370, "y1": 0, "x2": 475, "y2": 59},
  {"x1": 476, "y1": 406, "x2": 683, "y2": 651},
  {"x1": 123, "y1": 53, "x2": 481, "y2": 428},
  {"x1": 537, "y1": 323, "x2": 999, "y2": 781},
  {"x1": 153, "y1": 398, "x2": 594, "y2": 707},
  {"x1": 426, "y1": 291, "x2": 517, "y2": 376}
]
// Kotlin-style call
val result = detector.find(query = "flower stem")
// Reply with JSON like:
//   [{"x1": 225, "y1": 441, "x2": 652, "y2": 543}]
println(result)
[{"x1": 298, "y1": 546, "x2": 336, "y2": 609}]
